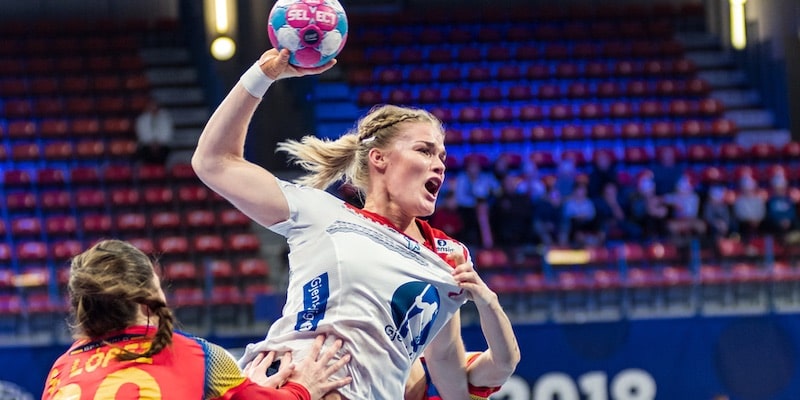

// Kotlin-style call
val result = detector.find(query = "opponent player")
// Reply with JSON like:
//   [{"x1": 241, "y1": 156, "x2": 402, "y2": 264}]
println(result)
[
  {"x1": 42, "y1": 239, "x2": 351, "y2": 400},
  {"x1": 405, "y1": 254, "x2": 520, "y2": 400},
  {"x1": 192, "y1": 48, "x2": 479, "y2": 399}
]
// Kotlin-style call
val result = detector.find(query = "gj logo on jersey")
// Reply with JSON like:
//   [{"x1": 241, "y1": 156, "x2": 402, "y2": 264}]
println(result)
[
  {"x1": 295, "y1": 273, "x2": 329, "y2": 332},
  {"x1": 385, "y1": 281, "x2": 440, "y2": 359}
]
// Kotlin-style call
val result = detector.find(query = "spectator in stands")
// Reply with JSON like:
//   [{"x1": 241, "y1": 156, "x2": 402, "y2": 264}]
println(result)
[
  {"x1": 733, "y1": 175, "x2": 766, "y2": 239},
  {"x1": 520, "y1": 160, "x2": 547, "y2": 203},
  {"x1": 587, "y1": 150, "x2": 617, "y2": 200},
  {"x1": 663, "y1": 174, "x2": 706, "y2": 242},
  {"x1": 594, "y1": 182, "x2": 640, "y2": 242},
  {"x1": 703, "y1": 185, "x2": 735, "y2": 241},
  {"x1": 652, "y1": 147, "x2": 683, "y2": 196},
  {"x1": 429, "y1": 190, "x2": 465, "y2": 239},
  {"x1": 532, "y1": 188, "x2": 562, "y2": 246},
  {"x1": 135, "y1": 98, "x2": 175, "y2": 164},
  {"x1": 627, "y1": 171, "x2": 669, "y2": 239},
  {"x1": 492, "y1": 175, "x2": 533, "y2": 246},
  {"x1": 42, "y1": 239, "x2": 350, "y2": 400},
  {"x1": 559, "y1": 182, "x2": 598, "y2": 246},
  {"x1": 492, "y1": 153, "x2": 516, "y2": 182},
  {"x1": 454, "y1": 156, "x2": 501, "y2": 247},
  {"x1": 764, "y1": 171, "x2": 798, "y2": 238},
  {"x1": 554, "y1": 154, "x2": 578, "y2": 198}
]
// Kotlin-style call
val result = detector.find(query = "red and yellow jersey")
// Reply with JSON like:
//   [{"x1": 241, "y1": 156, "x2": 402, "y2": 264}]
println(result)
[
  {"x1": 41, "y1": 326, "x2": 309, "y2": 400},
  {"x1": 420, "y1": 352, "x2": 501, "y2": 400}
]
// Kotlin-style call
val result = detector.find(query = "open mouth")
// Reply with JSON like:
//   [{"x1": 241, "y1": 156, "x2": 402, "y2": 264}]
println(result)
[{"x1": 424, "y1": 178, "x2": 442, "y2": 196}]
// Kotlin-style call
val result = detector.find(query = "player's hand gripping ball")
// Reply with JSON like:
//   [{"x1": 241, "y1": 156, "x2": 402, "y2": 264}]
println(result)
[{"x1": 268, "y1": 0, "x2": 348, "y2": 68}]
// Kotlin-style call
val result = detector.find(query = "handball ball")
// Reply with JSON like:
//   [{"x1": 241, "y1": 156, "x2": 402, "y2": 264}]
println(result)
[{"x1": 268, "y1": 0, "x2": 348, "y2": 68}]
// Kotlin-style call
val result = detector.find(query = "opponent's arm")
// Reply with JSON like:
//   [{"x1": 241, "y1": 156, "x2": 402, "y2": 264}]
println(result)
[
  {"x1": 191, "y1": 49, "x2": 335, "y2": 227},
  {"x1": 422, "y1": 310, "x2": 470, "y2": 400},
  {"x1": 451, "y1": 258, "x2": 520, "y2": 387}
]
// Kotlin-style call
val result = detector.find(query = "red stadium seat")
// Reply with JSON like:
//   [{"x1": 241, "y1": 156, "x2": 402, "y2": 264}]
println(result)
[
  {"x1": 150, "y1": 211, "x2": 181, "y2": 232},
  {"x1": 228, "y1": 233, "x2": 262, "y2": 253},
  {"x1": 143, "y1": 186, "x2": 174, "y2": 206},
  {"x1": 109, "y1": 186, "x2": 141, "y2": 209},
  {"x1": 508, "y1": 85, "x2": 533, "y2": 101},
  {"x1": 194, "y1": 235, "x2": 225, "y2": 255},
  {"x1": 559, "y1": 124, "x2": 587, "y2": 141},
  {"x1": 138, "y1": 164, "x2": 167, "y2": 184},
  {"x1": 596, "y1": 82, "x2": 621, "y2": 98},
  {"x1": 499, "y1": 126, "x2": 527, "y2": 143},
  {"x1": 7, "y1": 121, "x2": 36, "y2": 139},
  {"x1": 237, "y1": 258, "x2": 270, "y2": 279},
  {"x1": 185, "y1": 209, "x2": 216, "y2": 229},
  {"x1": 3, "y1": 170, "x2": 33, "y2": 187},
  {"x1": 165, "y1": 261, "x2": 198, "y2": 282},
  {"x1": 41, "y1": 190, "x2": 71, "y2": 211},
  {"x1": 6, "y1": 191, "x2": 37, "y2": 212},
  {"x1": 11, "y1": 216, "x2": 42, "y2": 237},
  {"x1": 686, "y1": 144, "x2": 715, "y2": 164},
  {"x1": 11, "y1": 143, "x2": 41, "y2": 161},
  {"x1": 40, "y1": 119, "x2": 69, "y2": 138},
  {"x1": 170, "y1": 163, "x2": 198, "y2": 181},
  {"x1": 43, "y1": 142, "x2": 73, "y2": 162},
  {"x1": 158, "y1": 236, "x2": 190, "y2": 256},
  {"x1": 51, "y1": 240, "x2": 83, "y2": 264},
  {"x1": 218, "y1": 208, "x2": 251, "y2": 230},
  {"x1": 111, "y1": 212, "x2": 146, "y2": 235},
  {"x1": 417, "y1": 88, "x2": 442, "y2": 103},
  {"x1": 74, "y1": 188, "x2": 106, "y2": 209},
  {"x1": 17, "y1": 241, "x2": 48, "y2": 262},
  {"x1": 45, "y1": 214, "x2": 78, "y2": 237},
  {"x1": 81, "y1": 214, "x2": 112, "y2": 235},
  {"x1": 387, "y1": 88, "x2": 412, "y2": 105},
  {"x1": 719, "y1": 143, "x2": 746, "y2": 163},
  {"x1": 127, "y1": 238, "x2": 156, "y2": 255}
]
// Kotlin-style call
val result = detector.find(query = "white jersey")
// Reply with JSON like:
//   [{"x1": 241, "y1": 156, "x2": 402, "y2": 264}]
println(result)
[{"x1": 239, "y1": 179, "x2": 469, "y2": 400}]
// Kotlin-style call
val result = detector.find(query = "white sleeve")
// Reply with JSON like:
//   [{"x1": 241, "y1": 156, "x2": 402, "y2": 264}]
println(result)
[{"x1": 268, "y1": 179, "x2": 344, "y2": 237}]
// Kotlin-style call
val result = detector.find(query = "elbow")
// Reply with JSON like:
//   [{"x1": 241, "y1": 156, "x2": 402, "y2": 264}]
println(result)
[{"x1": 191, "y1": 149, "x2": 225, "y2": 183}]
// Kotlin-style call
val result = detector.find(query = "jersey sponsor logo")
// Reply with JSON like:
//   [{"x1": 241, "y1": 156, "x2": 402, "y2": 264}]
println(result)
[
  {"x1": 295, "y1": 273, "x2": 329, "y2": 332},
  {"x1": 435, "y1": 238, "x2": 458, "y2": 255},
  {"x1": 406, "y1": 237, "x2": 421, "y2": 253},
  {"x1": 385, "y1": 281, "x2": 440, "y2": 359}
]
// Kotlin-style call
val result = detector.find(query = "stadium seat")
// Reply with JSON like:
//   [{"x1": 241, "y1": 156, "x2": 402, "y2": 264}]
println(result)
[
  {"x1": 51, "y1": 240, "x2": 83, "y2": 265},
  {"x1": 143, "y1": 186, "x2": 174, "y2": 207},
  {"x1": 40, "y1": 119, "x2": 69, "y2": 138},
  {"x1": 508, "y1": 85, "x2": 534, "y2": 101},
  {"x1": 74, "y1": 188, "x2": 106, "y2": 209},
  {"x1": 69, "y1": 166, "x2": 101, "y2": 187},
  {"x1": 75, "y1": 140, "x2": 106, "y2": 160},
  {"x1": 237, "y1": 258, "x2": 270, "y2": 279},
  {"x1": 193, "y1": 234, "x2": 226, "y2": 255},
  {"x1": 6, "y1": 191, "x2": 37, "y2": 213},
  {"x1": 7, "y1": 121, "x2": 36, "y2": 139},
  {"x1": 228, "y1": 233, "x2": 261, "y2": 253},
  {"x1": 11, "y1": 216, "x2": 42, "y2": 237},
  {"x1": 3, "y1": 170, "x2": 33, "y2": 188},
  {"x1": 45, "y1": 215, "x2": 78, "y2": 237},
  {"x1": 40, "y1": 190, "x2": 72, "y2": 211},
  {"x1": 81, "y1": 214, "x2": 113, "y2": 236},
  {"x1": 185, "y1": 209, "x2": 216, "y2": 230},
  {"x1": 11, "y1": 143, "x2": 41, "y2": 161},
  {"x1": 109, "y1": 187, "x2": 140, "y2": 209},
  {"x1": 170, "y1": 163, "x2": 198, "y2": 182},
  {"x1": 115, "y1": 212, "x2": 147, "y2": 233},
  {"x1": 34, "y1": 168, "x2": 64, "y2": 188},
  {"x1": 158, "y1": 236, "x2": 190, "y2": 256},
  {"x1": 43, "y1": 142, "x2": 74, "y2": 162},
  {"x1": 16, "y1": 241, "x2": 48, "y2": 263},
  {"x1": 150, "y1": 211, "x2": 181, "y2": 232},
  {"x1": 137, "y1": 164, "x2": 167, "y2": 184},
  {"x1": 178, "y1": 185, "x2": 210, "y2": 204}
]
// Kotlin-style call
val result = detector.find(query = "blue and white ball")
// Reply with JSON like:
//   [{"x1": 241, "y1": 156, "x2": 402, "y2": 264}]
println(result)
[{"x1": 268, "y1": 0, "x2": 348, "y2": 68}]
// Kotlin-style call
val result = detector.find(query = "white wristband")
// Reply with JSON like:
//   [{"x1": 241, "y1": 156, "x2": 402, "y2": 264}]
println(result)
[{"x1": 239, "y1": 62, "x2": 274, "y2": 99}]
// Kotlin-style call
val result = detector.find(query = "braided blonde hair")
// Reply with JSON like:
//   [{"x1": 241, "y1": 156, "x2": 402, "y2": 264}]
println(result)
[
  {"x1": 68, "y1": 239, "x2": 174, "y2": 361},
  {"x1": 277, "y1": 104, "x2": 444, "y2": 193}
]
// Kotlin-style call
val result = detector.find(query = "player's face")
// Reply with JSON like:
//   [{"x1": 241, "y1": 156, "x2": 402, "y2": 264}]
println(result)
[{"x1": 382, "y1": 122, "x2": 446, "y2": 217}]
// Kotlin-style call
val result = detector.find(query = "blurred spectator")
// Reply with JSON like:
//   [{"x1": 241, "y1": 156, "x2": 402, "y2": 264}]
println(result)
[
  {"x1": 733, "y1": 175, "x2": 766, "y2": 239},
  {"x1": 703, "y1": 186, "x2": 734, "y2": 241},
  {"x1": 554, "y1": 156, "x2": 578, "y2": 198},
  {"x1": 594, "y1": 182, "x2": 640, "y2": 242},
  {"x1": 454, "y1": 156, "x2": 501, "y2": 247},
  {"x1": 587, "y1": 150, "x2": 617, "y2": 200},
  {"x1": 520, "y1": 161, "x2": 547, "y2": 202},
  {"x1": 628, "y1": 171, "x2": 669, "y2": 238},
  {"x1": 429, "y1": 190, "x2": 464, "y2": 239},
  {"x1": 559, "y1": 183, "x2": 598, "y2": 246},
  {"x1": 532, "y1": 188, "x2": 562, "y2": 246},
  {"x1": 135, "y1": 99, "x2": 174, "y2": 164},
  {"x1": 492, "y1": 175, "x2": 533, "y2": 246},
  {"x1": 764, "y1": 171, "x2": 798, "y2": 237},
  {"x1": 492, "y1": 153, "x2": 517, "y2": 182},
  {"x1": 663, "y1": 175, "x2": 706, "y2": 242},
  {"x1": 652, "y1": 147, "x2": 683, "y2": 195}
]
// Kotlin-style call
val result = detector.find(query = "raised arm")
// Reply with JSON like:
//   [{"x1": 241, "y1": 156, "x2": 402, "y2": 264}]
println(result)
[
  {"x1": 451, "y1": 256, "x2": 520, "y2": 387},
  {"x1": 191, "y1": 49, "x2": 335, "y2": 227}
]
